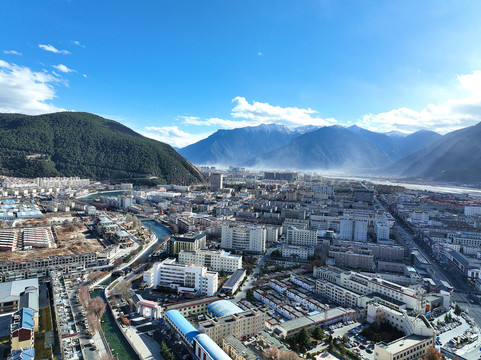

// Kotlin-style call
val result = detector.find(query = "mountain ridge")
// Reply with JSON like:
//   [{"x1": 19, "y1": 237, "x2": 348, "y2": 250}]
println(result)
[{"x1": 0, "y1": 112, "x2": 203, "y2": 184}]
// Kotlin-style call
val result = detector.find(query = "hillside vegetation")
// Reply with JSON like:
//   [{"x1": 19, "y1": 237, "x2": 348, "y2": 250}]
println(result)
[{"x1": 0, "y1": 112, "x2": 203, "y2": 184}]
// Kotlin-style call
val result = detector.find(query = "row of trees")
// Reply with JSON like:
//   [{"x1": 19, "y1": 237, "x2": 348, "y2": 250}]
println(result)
[
  {"x1": 125, "y1": 213, "x2": 142, "y2": 229},
  {"x1": 160, "y1": 341, "x2": 175, "y2": 360},
  {"x1": 77, "y1": 285, "x2": 106, "y2": 334},
  {"x1": 262, "y1": 345, "x2": 301, "y2": 360}
]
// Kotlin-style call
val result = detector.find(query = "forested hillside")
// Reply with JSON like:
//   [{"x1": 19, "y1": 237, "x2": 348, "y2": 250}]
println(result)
[{"x1": 0, "y1": 112, "x2": 203, "y2": 184}]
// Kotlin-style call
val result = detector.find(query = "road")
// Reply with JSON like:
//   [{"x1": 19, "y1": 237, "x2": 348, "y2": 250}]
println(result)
[
  {"x1": 378, "y1": 196, "x2": 481, "y2": 327},
  {"x1": 233, "y1": 247, "x2": 275, "y2": 303}
]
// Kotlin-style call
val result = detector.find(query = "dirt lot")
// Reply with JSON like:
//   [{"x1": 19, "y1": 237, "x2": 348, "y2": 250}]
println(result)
[{"x1": 0, "y1": 223, "x2": 104, "y2": 262}]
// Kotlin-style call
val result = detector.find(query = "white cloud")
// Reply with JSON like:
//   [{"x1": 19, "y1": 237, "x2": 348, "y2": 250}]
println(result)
[
  {"x1": 357, "y1": 70, "x2": 481, "y2": 134},
  {"x1": 0, "y1": 60, "x2": 65, "y2": 114},
  {"x1": 257, "y1": 52, "x2": 263, "y2": 56},
  {"x1": 4, "y1": 50, "x2": 22, "y2": 56},
  {"x1": 52, "y1": 64, "x2": 76, "y2": 73},
  {"x1": 72, "y1": 40, "x2": 85, "y2": 48},
  {"x1": 231, "y1": 96, "x2": 336, "y2": 127},
  {"x1": 179, "y1": 97, "x2": 335, "y2": 130},
  {"x1": 142, "y1": 126, "x2": 211, "y2": 148},
  {"x1": 181, "y1": 115, "x2": 253, "y2": 129},
  {"x1": 39, "y1": 44, "x2": 70, "y2": 54},
  {"x1": 82, "y1": 74, "x2": 88, "y2": 78}
]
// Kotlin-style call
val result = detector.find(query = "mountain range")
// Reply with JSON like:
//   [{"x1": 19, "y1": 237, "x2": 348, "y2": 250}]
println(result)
[
  {"x1": 179, "y1": 123, "x2": 442, "y2": 172},
  {"x1": 0, "y1": 112, "x2": 203, "y2": 184},
  {"x1": 383, "y1": 121, "x2": 481, "y2": 182}
]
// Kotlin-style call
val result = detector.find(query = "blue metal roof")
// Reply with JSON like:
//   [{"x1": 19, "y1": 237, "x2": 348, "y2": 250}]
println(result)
[
  {"x1": 9, "y1": 347, "x2": 35, "y2": 360},
  {"x1": 206, "y1": 300, "x2": 243, "y2": 318},
  {"x1": 194, "y1": 334, "x2": 232, "y2": 360},
  {"x1": 20, "y1": 308, "x2": 35, "y2": 329},
  {"x1": 165, "y1": 310, "x2": 199, "y2": 342}
]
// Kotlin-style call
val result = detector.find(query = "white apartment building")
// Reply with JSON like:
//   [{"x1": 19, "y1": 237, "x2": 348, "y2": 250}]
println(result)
[
  {"x1": 315, "y1": 279, "x2": 362, "y2": 308},
  {"x1": 144, "y1": 258, "x2": 218, "y2": 296},
  {"x1": 265, "y1": 226, "x2": 280, "y2": 243},
  {"x1": 374, "y1": 221, "x2": 390, "y2": 241},
  {"x1": 340, "y1": 219, "x2": 368, "y2": 242},
  {"x1": 286, "y1": 227, "x2": 317, "y2": 246},
  {"x1": 464, "y1": 206, "x2": 481, "y2": 217},
  {"x1": 178, "y1": 249, "x2": 242, "y2": 273},
  {"x1": 221, "y1": 224, "x2": 266, "y2": 253},
  {"x1": 369, "y1": 303, "x2": 435, "y2": 360},
  {"x1": 283, "y1": 218, "x2": 309, "y2": 230},
  {"x1": 281, "y1": 244, "x2": 314, "y2": 260},
  {"x1": 35, "y1": 177, "x2": 90, "y2": 188},
  {"x1": 313, "y1": 267, "x2": 419, "y2": 309}
]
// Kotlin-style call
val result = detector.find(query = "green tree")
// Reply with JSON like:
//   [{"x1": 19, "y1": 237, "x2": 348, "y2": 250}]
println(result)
[
  {"x1": 454, "y1": 304, "x2": 462, "y2": 316},
  {"x1": 296, "y1": 328, "x2": 311, "y2": 353},
  {"x1": 161, "y1": 342, "x2": 175, "y2": 360},
  {"x1": 312, "y1": 326, "x2": 324, "y2": 340}
]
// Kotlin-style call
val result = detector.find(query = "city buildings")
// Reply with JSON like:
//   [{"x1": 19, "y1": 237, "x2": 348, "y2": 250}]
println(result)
[
  {"x1": 167, "y1": 233, "x2": 207, "y2": 255},
  {"x1": 178, "y1": 249, "x2": 242, "y2": 273},
  {"x1": 211, "y1": 173, "x2": 224, "y2": 192},
  {"x1": 199, "y1": 309, "x2": 265, "y2": 344},
  {"x1": 144, "y1": 258, "x2": 218, "y2": 296},
  {"x1": 286, "y1": 227, "x2": 317, "y2": 246},
  {"x1": 221, "y1": 224, "x2": 266, "y2": 254}
]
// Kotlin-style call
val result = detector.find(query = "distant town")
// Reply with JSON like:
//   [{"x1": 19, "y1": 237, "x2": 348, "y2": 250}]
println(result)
[{"x1": 1, "y1": 170, "x2": 480, "y2": 360}]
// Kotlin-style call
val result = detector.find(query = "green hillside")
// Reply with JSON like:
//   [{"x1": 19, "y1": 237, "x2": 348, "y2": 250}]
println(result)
[{"x1": 0, "y1": 112, "x2": 203, "y2": 184}]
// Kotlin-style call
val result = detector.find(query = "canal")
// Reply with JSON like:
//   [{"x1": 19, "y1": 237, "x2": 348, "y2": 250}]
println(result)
[{"x1": 90, "y1": 221, "x2": 170, "y2": 360}]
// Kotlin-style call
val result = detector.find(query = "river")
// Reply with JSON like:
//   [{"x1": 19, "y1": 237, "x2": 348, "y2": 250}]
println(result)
[
  {"x1": 90, "y1": 221, "x2": 170, "y2": 360},
  {"x1": 328, "y1": 176, "x2": 481, "y2": 197},
  {"x1": 77, "y1": 190, "x2": 128, "y2": 201}
]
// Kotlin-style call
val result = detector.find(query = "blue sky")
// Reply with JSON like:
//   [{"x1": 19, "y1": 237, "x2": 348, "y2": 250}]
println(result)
[{"x1": 2, "y1": 1, "x2": 481, "y2": 147}]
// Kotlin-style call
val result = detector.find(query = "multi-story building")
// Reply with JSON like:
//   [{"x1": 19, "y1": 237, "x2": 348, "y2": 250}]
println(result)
[
  {"x1": 265, "y1": 226, "x2": 280, "y2": 243},
  {"x1": 283, "y1": 218, "x2": 309, "y2": 230},
  {"x1": 315, "y1": 279, "x2": 362, "y2": 308},
  {"x1": 0, "y1": 253, "x2": 98, "y2": 282},
  {"x1": 286, "y1": 227, "x2": 317, "y2": 246},
  {"x1": 281, "y1": 245, "x2": 314, "y2": 260},
  {"x1": 331, "y1": 241, "x2": 404, "y2": 261},
  {"x1": 221, "y1": 224, "x2": 266, "y2": 254},
  {"x1": 374, "y1": 221, "x2": 390, "y2": 241},
  {"x1": 369, "y1": 303, "x2": 435, "y2": 360},
  {"x1": 210, "y1": 173, "x2": 223, "y2": 191},
  {"x1": 144, "y1": 258, "x2": 218, "y2": 296},
  {"x1": 167, "y1": 233, "x2": 207, "y2": 255},
  {"x1": 339, "y1": 219, "x2": 368, "y2": 242},
  {"x1": 178, "y1": 249, "x2": 242, "y2": 273},
  {"x1": 464, "y1": 206, "x2": 481, "y2": 217},
  {"x1": 198, "y1": 309, "x2": 265, "y2": 344},
  {"x1": 374, "y1": 335, "x2": 434, "y2": 360},
  {"x1": 313, "y1": 266, "x2": 421, "y2": 310},
  {"x1": 329, "y1": 248, "x2": 374, "y2": 270},
  {"x1": 35, "y1": 177, "x2": 89, "y2": 188},
  {"x1": 10, "y1": 308, "x2": 35, "y2": 351}
]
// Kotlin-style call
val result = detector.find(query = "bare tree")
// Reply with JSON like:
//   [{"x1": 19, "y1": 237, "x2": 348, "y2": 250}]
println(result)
[
  {"x1": 88, "y1": 297, "x2": 106, "y2": 319},
  {"x1": 87, "y1": 312, "x2": 100, "y2": 334},
  {"x1": 279, "y1": 351, "x2": 301, "y2": 360},
  {"x1": 78, "y1": 286, "x2": 90, "y2": 308},
  {"x1": 116, "y1": 281, "x2": 132, "y2": 303}
]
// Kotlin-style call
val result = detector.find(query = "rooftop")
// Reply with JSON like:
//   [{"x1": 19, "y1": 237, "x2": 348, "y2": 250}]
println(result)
[
  {"x1": 194, "y1": 333, "x2": 232, "y2": 360},
  {"x1": 376, "y1": 335, "x2": 432, "y2": 354},
  {"x1": 207, "y1": 300, "x2": 243, "y2": 317},
  {"x1": 165, "y1": 310, "x2": 199, "y2": 343},
  {"x1": 0, "y1": 278, "x2": 38, "y2": 303}
]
